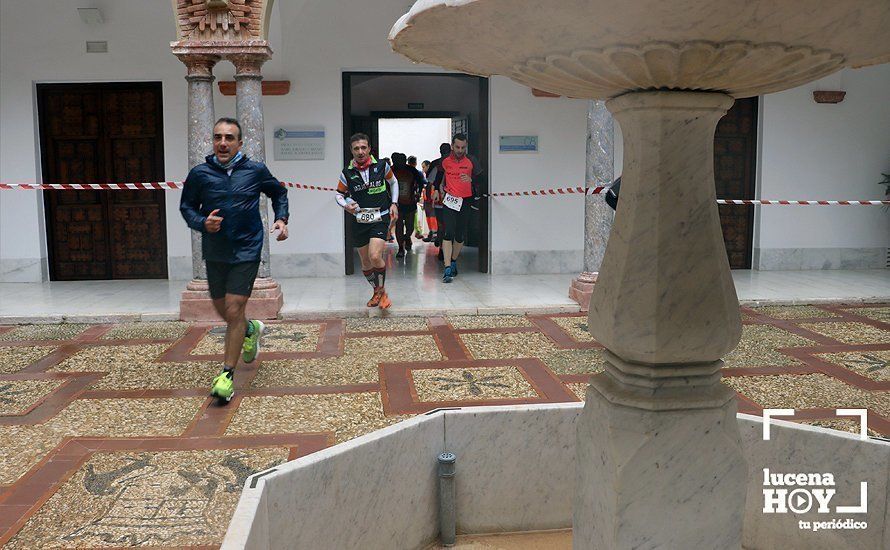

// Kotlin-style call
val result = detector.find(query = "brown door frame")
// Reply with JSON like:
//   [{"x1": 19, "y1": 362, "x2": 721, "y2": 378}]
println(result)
[
  {"x1": 36, "y1": 81, "x2": 167, "y2": 280},
  {"x1": 341, "y1": 71, "x2": 490, "y2": 275}
]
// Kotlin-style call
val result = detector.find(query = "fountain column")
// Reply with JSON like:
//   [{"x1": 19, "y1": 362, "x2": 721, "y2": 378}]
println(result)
[{"x1": 576, "y1": 91, "x2": 746, "y2": 549}]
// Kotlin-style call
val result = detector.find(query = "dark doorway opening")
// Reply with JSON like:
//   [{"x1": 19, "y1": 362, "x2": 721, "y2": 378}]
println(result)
[
  {"x1": 37, "y1": 82, "x2": 168, "y2": 280},
  {"x1": 341, "y1": 72, "x2": 489, "y2": 275},
  {"x1": 714, "y1": 97, "x2": 758, "y2": 269}
]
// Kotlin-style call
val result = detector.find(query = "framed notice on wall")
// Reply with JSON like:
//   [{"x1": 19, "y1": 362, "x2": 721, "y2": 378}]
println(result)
[
  {"x1": 273, "y1": 127, "x2": 325, "y2": 160},
  {"x1": 499, "y1": 135, "x2": 538, "y2": 153}
]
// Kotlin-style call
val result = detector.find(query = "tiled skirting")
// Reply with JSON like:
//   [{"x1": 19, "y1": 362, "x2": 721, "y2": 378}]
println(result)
[
  {"x1": 167, "y1": 253, "x2": 343, "y2": 280},
  {"x1": 754, "y1": 247, "x2": 887, "y2": 270},
  {"x1": 0, "y1": 257, "x2": 46, "y2": 282},
  {"x1": 491, "y1": 250, "x2": 582, "y2": 274}
]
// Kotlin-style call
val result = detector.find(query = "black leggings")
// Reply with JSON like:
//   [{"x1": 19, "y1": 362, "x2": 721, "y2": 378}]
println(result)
[{"x1": 395, "y1": 204, "x2": 417, "y2": 249}]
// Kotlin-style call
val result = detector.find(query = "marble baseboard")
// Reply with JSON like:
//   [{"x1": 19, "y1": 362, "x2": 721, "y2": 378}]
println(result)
[
  {"x1": 753, "y1": 247, "x2": 887, "y2": 270},
  {"x1": 166, "y1": 253, "x2": 343, "y2": 280},
  {"x1": 166, "y1": 256, "x2": 193, "y2": 281},
  {"x1": 0, "y1": 257, "x2": 46, "y2": 282},
  {"x1": 270, "y1": 253, "x2": 342, "y2": 278},
  {"x1": 491, "y1": 250, "x2": 582, "y2": 274},
  {"x1": 226, "y1": 405, "x2": 889, "y2": 550}
]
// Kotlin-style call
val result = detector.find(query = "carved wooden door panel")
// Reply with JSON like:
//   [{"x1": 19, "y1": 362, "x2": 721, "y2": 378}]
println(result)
[
  {"x1": 38, "y1": 83, "x2": 167, "y2": 280},
  {"x1": 714, "y1": 97, "x2": 757, "y2": 269}
]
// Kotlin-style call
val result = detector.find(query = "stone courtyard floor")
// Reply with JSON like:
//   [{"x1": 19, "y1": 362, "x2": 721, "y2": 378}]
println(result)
[{"x1": 0, "y1": 303, "x2": 888, "y2": 548}]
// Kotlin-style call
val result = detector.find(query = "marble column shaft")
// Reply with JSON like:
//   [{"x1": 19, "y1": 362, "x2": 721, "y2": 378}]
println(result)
[
  {"x1": 232, "y1": 54, "x2": 272, "y2": 279},
  {"x1": 582, "y1": 100, "x2": 614, "y2": 276},
  {"x1": 178, "y1": 54, "x2": 219, "y2": 281}
]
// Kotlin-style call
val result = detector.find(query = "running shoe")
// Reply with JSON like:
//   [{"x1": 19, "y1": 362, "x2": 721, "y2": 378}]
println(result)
[
  {"x1": 210, "y1": 370, "x2": 234, "y2": 403},
  {"x1": 242, "y1": 320, "x2": 264, "y2": 363},
  {"x1": 443, "y1": 265, "x2": 454, "y2": 283},
  {"x1": 396, "y1": 249, "x2": 406, "y2": 259},
  {"x1": 450, "y1": 261, "x2": 458, "y2": 278},
  {"x1": 367, "y1": 287, "x2": 384, "y2": 307},
  {"x1": 378, "y1": 288, "x2": 392, "y2": 309}
]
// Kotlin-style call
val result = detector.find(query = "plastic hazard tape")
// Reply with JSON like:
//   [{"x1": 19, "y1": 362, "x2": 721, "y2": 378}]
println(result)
[
  {"x1": 0, "y1": 181, "x2": 338, "y2": 192},
  {"x1": 1, "y1": 182, "x2": 887, "y2": 205}
]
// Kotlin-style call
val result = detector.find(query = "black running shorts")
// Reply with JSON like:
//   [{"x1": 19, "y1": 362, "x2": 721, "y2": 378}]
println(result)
[
  {"x1": 352, "y1": 213, "x2": 391, "y2": 248},
  {"x1": 206, "y1": 261, "x2": 260, "y2": 299},
  {"x1": 442, "y1": 199, "x2": 473, "y2": 243}
]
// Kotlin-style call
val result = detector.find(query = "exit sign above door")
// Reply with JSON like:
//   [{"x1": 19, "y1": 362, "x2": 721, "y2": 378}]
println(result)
[{"x1": 408, "y1": 102, "x2": 424, "y2": 110}]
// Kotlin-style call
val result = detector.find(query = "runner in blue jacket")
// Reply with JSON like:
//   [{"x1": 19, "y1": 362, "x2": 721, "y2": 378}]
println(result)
[{"x1": 180, "y1": 117, "x2": 289, "y2": 404}]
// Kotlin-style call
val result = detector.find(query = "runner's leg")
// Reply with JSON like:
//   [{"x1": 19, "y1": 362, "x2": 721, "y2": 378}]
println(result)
[{"x1": 368, "y1": 237, "x2": 391, "y2": 308}]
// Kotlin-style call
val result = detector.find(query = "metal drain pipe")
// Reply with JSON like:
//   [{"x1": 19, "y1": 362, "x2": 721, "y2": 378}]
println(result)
[{"x1": 438, "y1": 451, "x2": 456, "y2": 546}]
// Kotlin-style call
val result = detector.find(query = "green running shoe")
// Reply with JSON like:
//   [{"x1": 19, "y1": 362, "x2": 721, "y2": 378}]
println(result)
[
  {"x1": 242, "y1": 320, "x2": 264, "y2": 363},
  {"x1": 210, "y1": 370, "x2": 234, "y2": 403}
]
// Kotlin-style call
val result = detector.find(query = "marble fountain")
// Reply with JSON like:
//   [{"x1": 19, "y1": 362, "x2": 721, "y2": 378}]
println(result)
[{"x1": 222, "y1": 1, "x2": 890, "y2": 548}]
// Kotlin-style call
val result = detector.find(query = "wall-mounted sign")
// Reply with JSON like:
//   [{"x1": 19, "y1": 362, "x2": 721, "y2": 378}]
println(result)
[
  {"x1": 273, "y1": 127, "x2": 325, "y2": 160},
  {"x1": 499, "y1": 135, "x2": 538, "y2": 153},
  {"x1": 408, "y1": 102, "x2": 424, "y2": 110}
]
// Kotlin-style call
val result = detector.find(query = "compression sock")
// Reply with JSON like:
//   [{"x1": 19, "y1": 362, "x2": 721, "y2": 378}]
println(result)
[{"x1": 363, "y1": 269, "x2": 376, "y2": 287}]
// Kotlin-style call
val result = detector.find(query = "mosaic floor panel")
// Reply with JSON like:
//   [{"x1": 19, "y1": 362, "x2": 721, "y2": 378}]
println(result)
[{"x1": 0, "y1": 304, "x2": 887, "y2": 547}]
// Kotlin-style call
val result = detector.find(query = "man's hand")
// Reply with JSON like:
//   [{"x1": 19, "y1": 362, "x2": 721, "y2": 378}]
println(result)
[
  {"x1": 389, "y1": 204, "x2": 399, "y2": 221},
  {"x1": 204, "y1": 209, "x2": 223, "y2": 233},
  {"x1": 346, "y1": 203, "x2": 360, "y2": 215},
  {"x1": 271, "y1": 219, "x2": 289, "y2": 241},
  {"x1": 432, "y1": 190, "x2": 439, "y2": 202},
  {"x1": 459, "y1": 174, "x2": 471, "y2": 183}
]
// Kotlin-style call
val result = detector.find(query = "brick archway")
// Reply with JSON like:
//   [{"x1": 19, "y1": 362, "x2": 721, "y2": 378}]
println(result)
[{"x1": 171, "y1": 0, "x2": 274, "y2": 41}]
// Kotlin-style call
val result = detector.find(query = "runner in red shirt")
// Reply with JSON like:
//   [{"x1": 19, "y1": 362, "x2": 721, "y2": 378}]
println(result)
[{"x1": 439, "y1": 133, "x2": 482, "y2": 283}]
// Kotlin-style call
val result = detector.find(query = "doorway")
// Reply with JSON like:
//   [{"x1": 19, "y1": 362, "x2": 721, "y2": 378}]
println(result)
[
  {"x1": 341, "y1": 72, "x2": 489, "y2": 275},
  {"x1": 36, "y1": 82, "x2": 168, "y2": 280},
  {"x1": 714, "y1": 97, "x2": 758, "y2": 269}
]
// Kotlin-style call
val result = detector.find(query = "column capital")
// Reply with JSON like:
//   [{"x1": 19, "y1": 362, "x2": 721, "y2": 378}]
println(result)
[
  {"x1": 229, "y1": 52, "x2": 270, "y2": 77},
  {"x1": 174, "y1": 53, "x2": 221, "y2": 78}
]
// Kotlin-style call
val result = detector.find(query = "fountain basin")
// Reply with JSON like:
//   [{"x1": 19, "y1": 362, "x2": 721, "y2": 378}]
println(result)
[{"x1": 223, "y1": 404, "x2": 889, "y2": 549}]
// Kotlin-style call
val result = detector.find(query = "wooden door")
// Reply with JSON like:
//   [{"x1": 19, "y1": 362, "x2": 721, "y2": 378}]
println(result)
[
  {"x1": 37, "y1": 83, "x2": 167, "y2": 280},
  {"x1": 714, "y1": 97, "x2": 758, "y2": 269}
]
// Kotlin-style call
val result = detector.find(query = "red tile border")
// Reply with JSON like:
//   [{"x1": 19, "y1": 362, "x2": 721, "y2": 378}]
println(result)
[
  {"x1": 379, "y1": 358, "x2": 577, "y2": 416},
  {"x1": 428, "y1": 317, "x2": 472, "y2": 360},
  {"x1": 0, "y1": 373, "x2": 104, "y2": 426},
  {"x1": 528, "y1": 315, "x2": 602, "y2": 349}
]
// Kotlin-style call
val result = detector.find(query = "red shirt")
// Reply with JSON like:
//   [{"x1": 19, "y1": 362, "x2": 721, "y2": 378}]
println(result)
[{"x1": 442, "y1": 153, "x2": 479, "y2": 199}]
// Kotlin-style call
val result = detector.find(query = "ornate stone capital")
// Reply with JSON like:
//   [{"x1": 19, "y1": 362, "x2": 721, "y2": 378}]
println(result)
[
  {"x1": 175, "y1": 53, "x2": 220, "y2": 78},
  {"x1": 229, "y1": 52, "x2": 269, "y2": 77}
]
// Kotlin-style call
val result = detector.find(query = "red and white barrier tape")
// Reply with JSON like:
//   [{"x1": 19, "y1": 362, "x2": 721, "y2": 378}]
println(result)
[{"x1": 1, "y1": 182, "x2": 887, "y2": 205}]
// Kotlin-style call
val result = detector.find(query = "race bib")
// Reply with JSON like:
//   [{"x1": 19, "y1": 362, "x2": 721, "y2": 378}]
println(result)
[
  {"x1": 444, "y1": 193, "x2": 463, "y2": 211},
  {"x1": 356, "y1": 208, "x2": 383, "y2": 224}
]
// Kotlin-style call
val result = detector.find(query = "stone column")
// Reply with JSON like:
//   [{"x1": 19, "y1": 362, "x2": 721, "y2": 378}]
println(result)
[
  {"x1": 569, "y1": 100, "x2": 614, "y2": 310},
  {"x1": 228, "y1": 49, "x2": 283, "y2": 319},
  {"x1": 176, "y1": 53, "x2": 219, "y2": 282},
  {"x1": 575, "y1": 92, "x2": 746, "y2": 549}
]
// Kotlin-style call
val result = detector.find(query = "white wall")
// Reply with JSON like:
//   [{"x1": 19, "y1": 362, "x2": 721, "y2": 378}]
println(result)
[
  {"x1": 755, "y1": 64, "x2": 890, "y2": 269},
  {"x1": 2, "y1": 1, "x2": 887, "y2": 282},
  {"x1": 489, "y1": 77, "x2": 588, "y2": 273},
  {"x1": 0, "y1": 0, "x2": 591, "y2": 281}
]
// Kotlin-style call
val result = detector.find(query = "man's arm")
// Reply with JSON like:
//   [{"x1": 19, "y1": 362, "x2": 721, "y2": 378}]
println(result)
[
  {"x1": 470, "y1": 155, "x2": 484, "y2": 199},
  {"x1": 259, "y1": 164, "x2": 289, "y2": 224},
  {"x1": 384, "y1": 162, "x2": 399, "y2": 220},
  {"x1": 179, "y1": 169, "x2": 207, "y2": 232}
]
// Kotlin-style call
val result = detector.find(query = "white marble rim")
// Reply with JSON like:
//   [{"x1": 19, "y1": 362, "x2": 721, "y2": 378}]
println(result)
[{"x1": 224, "y1": 405, "x2": 887, "y2": 547}]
